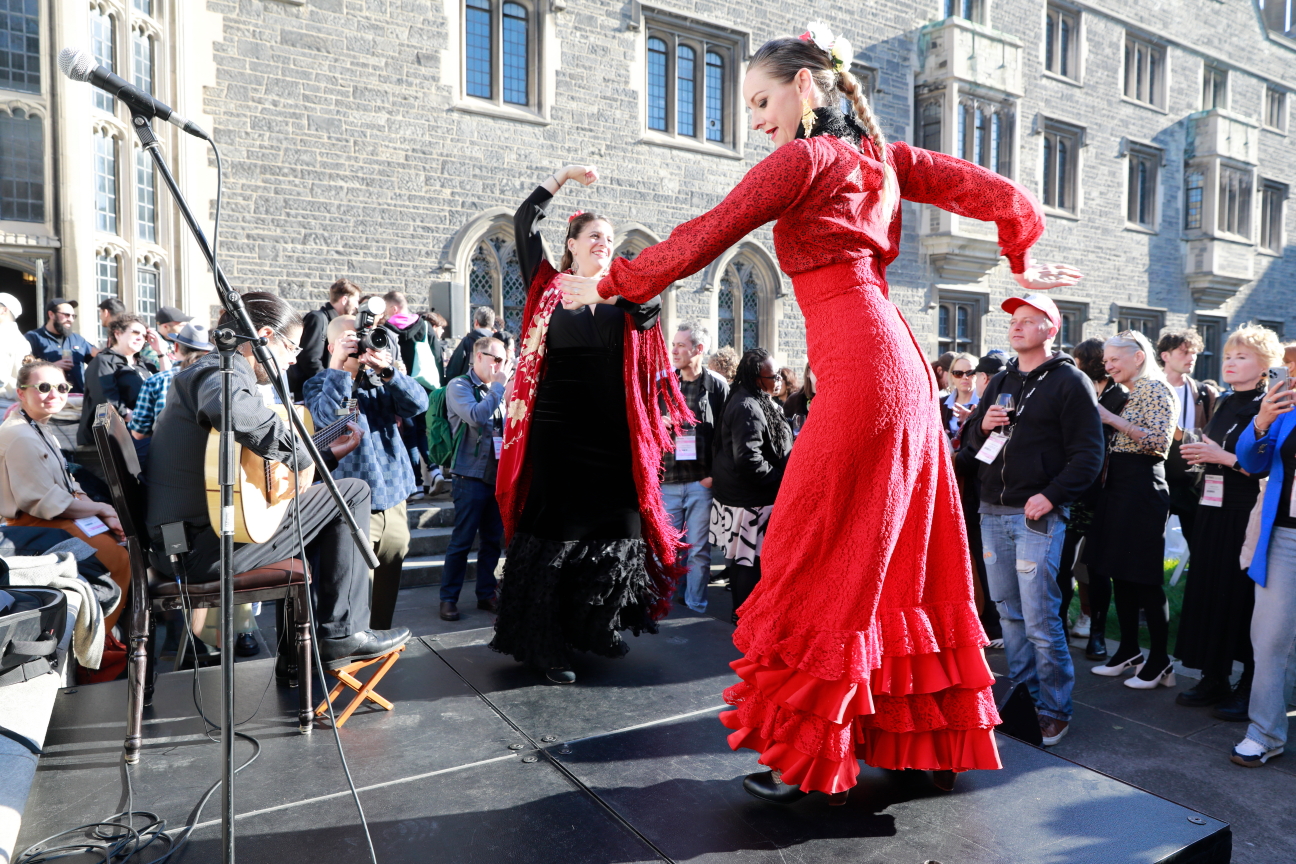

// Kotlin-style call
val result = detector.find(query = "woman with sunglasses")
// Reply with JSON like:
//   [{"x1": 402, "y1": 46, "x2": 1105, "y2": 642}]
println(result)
[
  {"x1": 939, "y1": 353, "x2": 979, "y2": 443},
  {"x1": 491, "y1": 165, "x2": 691, "y2": 685},
  {"x1": 77, "y1": 313, "x2": 163, "y2": 447},
  {"x1": 0, "y1": 361, "x2": 131, "y2": 633}
]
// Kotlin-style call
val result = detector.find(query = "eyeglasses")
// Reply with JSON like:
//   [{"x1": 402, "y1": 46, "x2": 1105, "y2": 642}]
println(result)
[
  {"x1": 277, "y1": 333, "x2": 302, "y2": 357},
  {"x1": 757, "y1": 373, "x2": 778, "y2": 380},
  {"x1": 950, "y1": 370, "x2": 973, "y2": 378},
  {"x1": 123, "y1": 328, "x2": 147, "y2": 337},
  {"x1": 20, "y1": 382, "x2": 72, "y2": 394}
]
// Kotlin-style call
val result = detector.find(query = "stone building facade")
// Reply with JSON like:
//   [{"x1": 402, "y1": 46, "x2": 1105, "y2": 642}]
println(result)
[{"x1": 22, "y1": 1, "x2": 1296, "y2": 376}]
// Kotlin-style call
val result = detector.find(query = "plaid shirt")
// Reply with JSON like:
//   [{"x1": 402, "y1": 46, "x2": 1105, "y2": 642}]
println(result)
[
  {"x1": 126, "y1": 368, "x2": 178, "y2": 436},
  {"x1": 303, "y1": 367, "x2": 429, "y2": 512}
]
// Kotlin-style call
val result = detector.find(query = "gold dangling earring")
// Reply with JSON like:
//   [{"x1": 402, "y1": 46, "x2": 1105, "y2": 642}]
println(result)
[{"x1": 801, "y1": 97, "x2": 816, "y2": 137}]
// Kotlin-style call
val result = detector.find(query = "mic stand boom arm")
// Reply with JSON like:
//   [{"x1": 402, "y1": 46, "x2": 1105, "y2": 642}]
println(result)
[
  {"x1": 126, "y1": 111, "x2": 379, "y2": 864},
  {"x1": 126, "y1": 113, "x2": 379, "y2": 572}
]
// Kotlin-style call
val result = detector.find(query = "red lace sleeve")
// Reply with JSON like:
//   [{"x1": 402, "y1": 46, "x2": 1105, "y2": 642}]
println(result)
[
  {"x1": 889, "y1": 141, "x2": 1044, "y2": 274},
  {"x1": 599, "y1": 143, "x2": 817, "y2": 303}
]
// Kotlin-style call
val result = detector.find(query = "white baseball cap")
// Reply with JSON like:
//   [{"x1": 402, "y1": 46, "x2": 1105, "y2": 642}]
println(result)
[{"x1": 0, "y1": 293, "x2": 22, "y2": 318}]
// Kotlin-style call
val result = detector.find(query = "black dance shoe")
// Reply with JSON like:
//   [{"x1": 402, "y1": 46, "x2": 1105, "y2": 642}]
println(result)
[
  {"x1": 742, "y1": 771, "x2": 848, "y2": 805},
  {"x1": 1084, "y1": 634, "x2": 1108, "y2": 662},
  {"x1": 1212, "y1": 686, "x2": 1251, "y2": 722},
  {"x1": 931, "y1": 770, "x2": 957, "y2": 792},
  {"x1": 545, "y1": 666, "x2": 576, "y2": 684},
  {"x1": 1176, "y1": 674, "x2": 1231, "y2": 707},
  {"x1": 235, "y1": 633, "x2": 260, "y2": 657}
]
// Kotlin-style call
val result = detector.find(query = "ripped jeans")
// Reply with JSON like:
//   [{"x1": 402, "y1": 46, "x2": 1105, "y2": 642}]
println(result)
[{"x1": 981, "y1": 511, "x2": 1074, "y2": 722}]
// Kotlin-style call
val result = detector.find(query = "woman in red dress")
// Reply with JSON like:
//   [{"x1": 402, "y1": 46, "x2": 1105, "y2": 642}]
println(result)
[{"x1": 559, "y1": 28, "x2": 1082, "y2": 800}]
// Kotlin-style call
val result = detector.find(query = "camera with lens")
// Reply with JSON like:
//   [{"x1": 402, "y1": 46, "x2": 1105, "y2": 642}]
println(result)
[{"x1": 351, "y1": 296, "x2": 392, "y2": 358}]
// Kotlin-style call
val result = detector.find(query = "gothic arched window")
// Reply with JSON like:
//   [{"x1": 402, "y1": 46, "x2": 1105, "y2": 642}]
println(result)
[
  {"x1": 717, "y1": 255, "x2": 766, "y2": 354},
  {"x1": 466, "y1": 229, "x2": 526, "y2": 335}
]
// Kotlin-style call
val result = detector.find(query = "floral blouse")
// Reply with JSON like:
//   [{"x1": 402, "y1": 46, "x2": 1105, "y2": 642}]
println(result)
[{"x1": 1109, "y1": 377, "x2": 1176, "y2": 459}]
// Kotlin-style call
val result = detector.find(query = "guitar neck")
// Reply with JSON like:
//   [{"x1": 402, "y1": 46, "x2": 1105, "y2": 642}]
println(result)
[{"x1": 312, "y1": 410, "x2": 357, "y2": 451}]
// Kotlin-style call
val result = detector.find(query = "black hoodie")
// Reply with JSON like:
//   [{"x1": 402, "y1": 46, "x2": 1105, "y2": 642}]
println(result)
[{"x1": 957, "y1": 351, "x2": 1104, "y2": 511}]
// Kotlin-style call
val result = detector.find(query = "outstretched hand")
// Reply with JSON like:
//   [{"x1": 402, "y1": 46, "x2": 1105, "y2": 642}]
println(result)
[
  {"x1": 557, "y1": 274, "x2": 605, "y2": 310},
  {"x1": 560, "y1": 165, "x2": 599, "y2": 187},
  {"x1": 1013, "y1": 261, "x2": 1083, "y2": 292}
]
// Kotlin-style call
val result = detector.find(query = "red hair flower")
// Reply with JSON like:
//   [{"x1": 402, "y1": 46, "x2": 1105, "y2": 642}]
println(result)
[{"x1": 568, "y1": 210, "x2": 585, "y2": 222}]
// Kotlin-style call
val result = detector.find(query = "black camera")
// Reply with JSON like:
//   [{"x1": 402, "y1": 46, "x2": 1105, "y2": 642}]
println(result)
[{"x1": 351, "y1": 296, "x2": 392, "y2": 358}]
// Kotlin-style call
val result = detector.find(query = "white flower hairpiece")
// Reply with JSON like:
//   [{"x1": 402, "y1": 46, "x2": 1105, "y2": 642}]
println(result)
[{"x1": 800, "y1": 21, "x2": 852, "y2": 73}]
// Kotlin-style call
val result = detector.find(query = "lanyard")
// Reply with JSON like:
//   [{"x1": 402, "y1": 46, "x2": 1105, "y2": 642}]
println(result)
[{"x1": 23, "y1": 412, "x2": 77, "y2": 495}]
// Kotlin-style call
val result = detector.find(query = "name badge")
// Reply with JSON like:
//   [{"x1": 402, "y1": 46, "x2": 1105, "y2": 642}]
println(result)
[
  {"x1": 1201, "y1": 474, "x2": 1224, "y2": 507},
  {"x1": 675, "y1": 434, "x2": 698, "y2": 461},
  {"x1": 976, "y1": 431, "x2": 1009, "y2": 465},
  {"x1": 74, "y1": 516, "x2": 111, "y2": 538},
  {"x1": 493, "y1": 436, "x2": 504, "y2": 460}
]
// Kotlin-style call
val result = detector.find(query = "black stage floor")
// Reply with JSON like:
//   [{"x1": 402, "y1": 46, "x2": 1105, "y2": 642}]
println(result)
[{"x1": 20, "y1": 617, "x2": 1231, "y2": 863}]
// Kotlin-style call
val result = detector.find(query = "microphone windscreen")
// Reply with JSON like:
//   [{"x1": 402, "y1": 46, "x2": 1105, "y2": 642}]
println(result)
[{"x1": 58, "y1": 48, "x2": 96, "y2": 82}]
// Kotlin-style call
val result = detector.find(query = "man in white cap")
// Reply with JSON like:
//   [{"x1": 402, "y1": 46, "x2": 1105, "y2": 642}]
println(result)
[
  {"x1": 0, "y1": 293, "x2": 29, "y2": 400},
  {"x1": 958, "y1": 293, "x2": 1105, "y2": 748}
]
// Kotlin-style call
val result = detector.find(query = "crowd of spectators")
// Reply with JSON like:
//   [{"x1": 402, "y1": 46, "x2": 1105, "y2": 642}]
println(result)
[{"x1": 3, "y1": 277, "x2": 1294, "y2": 776}]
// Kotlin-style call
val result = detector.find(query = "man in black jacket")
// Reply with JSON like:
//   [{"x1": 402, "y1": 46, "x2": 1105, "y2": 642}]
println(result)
[
  {"x1": 660, "y1": 321, "x2": 728, "y2": 613},
  {"x1": 958, "y1": 294, "x2": 1104, "y2": 748},
  {"x1": 287, "y1": 278, "x2": 360, "y2": 400},
  {"x1": 444, "y1": 306, "x2": 498, "y2": 381}
]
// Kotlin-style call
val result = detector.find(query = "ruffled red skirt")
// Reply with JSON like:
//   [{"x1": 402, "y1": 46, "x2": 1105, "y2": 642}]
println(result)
[{"x1": 721, "y1": 259, "x2": 1001, "y2": 794}]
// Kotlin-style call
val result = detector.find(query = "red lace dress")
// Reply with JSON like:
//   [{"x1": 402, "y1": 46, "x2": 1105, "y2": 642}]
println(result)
[{"x1": 598, "y1": 135, "x2": 1045, "y2": 793}]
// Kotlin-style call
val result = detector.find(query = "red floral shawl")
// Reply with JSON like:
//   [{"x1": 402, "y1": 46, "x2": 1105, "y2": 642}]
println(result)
[{"x1": 495, "y1": 260, "x2": 695, "y2": 620}]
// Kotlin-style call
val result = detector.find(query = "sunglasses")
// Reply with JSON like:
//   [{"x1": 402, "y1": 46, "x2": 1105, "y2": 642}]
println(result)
[
  {"x1": 950, "y1": 370, "x2": 973, "y2": 378},
  {"x1": 20, "y1": 382, "x2": 72, "y2": 394},
  {"x1": 479, "y1": 352, "x2": 507, "y2": 364}
]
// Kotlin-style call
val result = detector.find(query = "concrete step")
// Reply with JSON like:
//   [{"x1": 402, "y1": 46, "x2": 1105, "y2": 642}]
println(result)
[
  {"x1": 400, "y1": 552, "x2": 504, "y2": 589},
  {"x1": 407, "y1": 526, "x2": 477, "y2": 557},
  {"x1": 407, "y1": 499, "x2": 455, "y2": 529}
]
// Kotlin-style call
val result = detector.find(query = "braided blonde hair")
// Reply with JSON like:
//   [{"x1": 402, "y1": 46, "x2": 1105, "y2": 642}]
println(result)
[{"x1": 750, "y1": 36, "x2": 898, "y2": 222}]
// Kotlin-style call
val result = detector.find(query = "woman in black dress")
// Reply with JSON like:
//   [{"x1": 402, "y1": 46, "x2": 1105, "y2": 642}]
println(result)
[
  {"x1": 1174, "y1": 325, "x2": 1284, "y2": 718},
  {"x1": 491, "y1": 165, "x2": 688, "y2": 684}
]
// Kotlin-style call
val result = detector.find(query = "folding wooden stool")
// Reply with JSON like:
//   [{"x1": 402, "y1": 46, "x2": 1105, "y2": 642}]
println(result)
[{"x1": 315, "y1": 644, "x2": 406, "y2": 727}]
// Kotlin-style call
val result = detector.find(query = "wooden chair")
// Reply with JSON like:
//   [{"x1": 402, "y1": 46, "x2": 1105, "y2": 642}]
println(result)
[{"x1": 91, "y1": 404, "x2": 314, "y2": 764}]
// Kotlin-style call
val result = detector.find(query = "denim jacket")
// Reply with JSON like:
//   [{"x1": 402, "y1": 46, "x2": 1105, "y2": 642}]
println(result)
[
  {"x1": 446, "y1": 370, "x2": 504, "y2": 485},
  {"x1": 304, "y1": 367, "x2": 429, "y2": 511}
]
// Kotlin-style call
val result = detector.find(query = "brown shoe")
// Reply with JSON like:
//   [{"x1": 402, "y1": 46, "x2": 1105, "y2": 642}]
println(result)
[
  {"x1": 1039, "y1": 716, "x2": 1070, "y2": 746},
  {"x1": 439, "y1": 601, "x2": 460, "y2": 621},
  {"x1": 477, "y1": 596, "x2": 499, "y2": 613}
]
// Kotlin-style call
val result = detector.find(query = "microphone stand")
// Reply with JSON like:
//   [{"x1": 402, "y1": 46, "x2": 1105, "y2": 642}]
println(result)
[{"x1": 126, "y1": 111, "x2": 380, "y2": 864}]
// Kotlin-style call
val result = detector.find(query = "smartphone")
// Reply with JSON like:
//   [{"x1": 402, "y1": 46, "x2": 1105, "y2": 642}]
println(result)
[
  {"x1": 1026, "y1": 517, "x2": 1048, "y2": 534},
  {"x1": 1268, "y1": 366, "x2": 1291, "y2": 393}
]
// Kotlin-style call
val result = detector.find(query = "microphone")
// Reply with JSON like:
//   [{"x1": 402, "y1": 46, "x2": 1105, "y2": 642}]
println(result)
[{"x1": 58, "y1": 47, "x2": 210, "y2": 140}]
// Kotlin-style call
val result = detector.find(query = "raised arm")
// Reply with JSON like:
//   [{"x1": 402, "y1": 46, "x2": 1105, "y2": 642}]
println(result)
[
  {"x1": 591, "y1": 143, "x2": 817, "y2": 304},
  {"x1": 890, "y1": 142, "x2": 1081, "y2": 289},
  {"x1": 515, "y1": 165, "x2": 601, "y2": 288}
]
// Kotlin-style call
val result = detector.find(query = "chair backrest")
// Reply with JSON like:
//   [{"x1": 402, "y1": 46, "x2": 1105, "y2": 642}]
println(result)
[{"x1": 92, "y1": 403, "x2": 149, "y2": 554}]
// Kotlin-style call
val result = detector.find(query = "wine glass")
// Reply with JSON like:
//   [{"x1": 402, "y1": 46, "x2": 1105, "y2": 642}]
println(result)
[
  {"x1": 996, "y1": 393, "x2": 1016, "y2": 427},
  {"x1": 791, "y1": 415, "x2": 805, "y2": 439},
  {"x1": 1181, "y1": 427, "x2": 1205, "y2": 474}
]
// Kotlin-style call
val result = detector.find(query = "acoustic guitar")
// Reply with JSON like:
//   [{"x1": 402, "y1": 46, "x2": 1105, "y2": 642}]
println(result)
[{"x1": 204, "y1": 400, "x2": 358, "y2": 544}]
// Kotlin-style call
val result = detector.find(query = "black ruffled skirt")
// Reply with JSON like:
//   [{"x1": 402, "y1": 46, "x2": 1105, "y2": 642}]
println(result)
[
  {"x1": 1174, "y1": 504, "x2": 1257, "y2": 675},
  {"x1": 490, "y1": 348, "x2": 664, "y2": 668}
]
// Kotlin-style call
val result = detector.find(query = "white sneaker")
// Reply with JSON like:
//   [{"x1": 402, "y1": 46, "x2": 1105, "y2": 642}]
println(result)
[
  {"x1": 1231, "y1": 737, "x2": 1283, "y2": 767},
  {"x1": 1070, "y1": 614, "x2": 1091, "y2": 639}
]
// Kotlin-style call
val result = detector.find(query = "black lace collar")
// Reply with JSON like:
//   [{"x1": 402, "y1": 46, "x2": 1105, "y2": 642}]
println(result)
[{"x1": 795, "y1": 106, "x2": 866, "y2": 148}]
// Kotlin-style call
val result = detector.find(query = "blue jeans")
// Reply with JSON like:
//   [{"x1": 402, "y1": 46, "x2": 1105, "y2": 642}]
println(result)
[
  {"x1": 661, "y1": 481, "x2": 711, "y2": 612},
  {"x1": 1246, "y1": 526, "x2": 1296, "y2": 750},
  {"x1": 442, "y1": 476, "x2": 502, "y2": 604},
  {"x1": 981, "y1": 511, "x2": 1074, "y2": 722}
]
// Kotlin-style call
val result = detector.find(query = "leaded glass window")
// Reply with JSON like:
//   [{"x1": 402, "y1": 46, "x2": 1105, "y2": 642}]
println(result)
[
  {"x1": 501, "y1": 2, "x2": 527, "y2": 106},
  {"x1": 0, "y1": 0, "x2": 40, "y2": 93},
  {"x1": 717, "y1": 257, "x2": 765, "y2": 354},
  {"x1": 676, "y1": 44, "x2": 695, "y2": 137},
  {"x1": 96, "y1": 253, "x2": 119, "y2": 344},
  {"x1": 136, "y1": 267, "x2": 158, "y2": 326},
  {"x1": 91, "y1": 9, "x2": 115, "y2": 113},
  {"x1": 136, "y1": 147, "x2": 155, "y2": 242},
  {"x1": 468, "y1": 229, "x2": 527, "y2": 334},
  {"x1": 0, "y1": 108, "x2": 43, "y2": 222},
  {"x1": 705, "y1": 52, "x2": 723, "y2": 142},
  {"x1": 647, "y1": 38, "x2": 667, "y2": 131},
  {"x1": 132, "y1": 29, "x2": 152, "y2": 95},
  {"x1": 465, "y1": 0, "x2": 491, "y2": 99},
  {"x1": 95, "y1": 131, "x2": 117, "y2": 234}
]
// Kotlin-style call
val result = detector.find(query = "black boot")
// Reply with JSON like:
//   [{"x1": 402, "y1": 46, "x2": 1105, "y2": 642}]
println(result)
[
  {"x1": 1212, "y1": 671, "x2": 1253, "y2": 722},
  {"x1": 1176, "y1": 673, "x2": 1231, "y2": 707},
  {"x1": 1085, "y1": 608, "x2": 1108, "y2": 662},
  {"x1": 742, "y1": 771, "x2": 848, "y2": 805}
]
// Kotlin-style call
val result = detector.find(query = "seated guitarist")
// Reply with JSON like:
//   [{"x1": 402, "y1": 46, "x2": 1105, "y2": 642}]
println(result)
[{"x1": 145, "y1": 292, "x2": 409, "y2": 672}]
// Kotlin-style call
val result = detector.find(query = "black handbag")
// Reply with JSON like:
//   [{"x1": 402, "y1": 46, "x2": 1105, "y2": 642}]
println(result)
[{"x1": 0, "y1": 584, "x2": 67, "y2": 687}]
